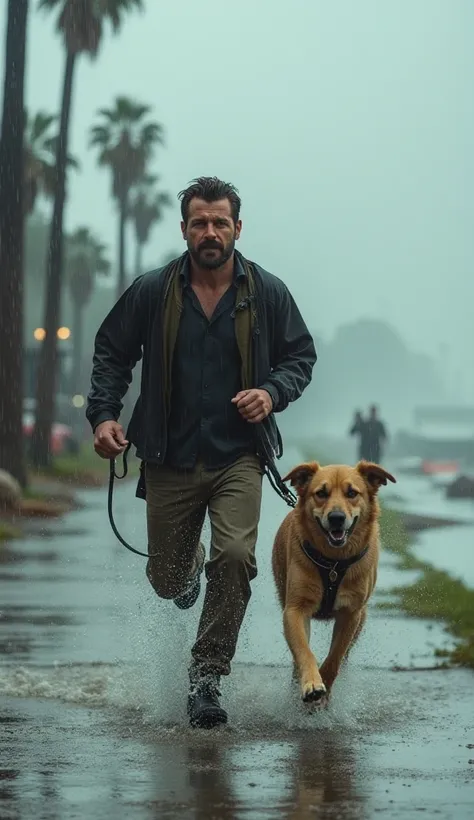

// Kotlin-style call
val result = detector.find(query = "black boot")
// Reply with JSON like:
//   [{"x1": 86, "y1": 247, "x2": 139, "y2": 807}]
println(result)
[{"x1": 187, "y1": 676, "x2": 228, "y2": 729}]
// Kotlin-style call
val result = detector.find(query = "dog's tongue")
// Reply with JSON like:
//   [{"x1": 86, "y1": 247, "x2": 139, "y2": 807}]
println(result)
[{"x1": 331, "y1": 530, "x2": 344, "y2": 541}]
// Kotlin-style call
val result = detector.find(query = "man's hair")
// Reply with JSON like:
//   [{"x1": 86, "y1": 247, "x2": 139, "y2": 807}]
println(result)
[{"x1": 178, "y1": 176, "x2": 241, "y2": 224}]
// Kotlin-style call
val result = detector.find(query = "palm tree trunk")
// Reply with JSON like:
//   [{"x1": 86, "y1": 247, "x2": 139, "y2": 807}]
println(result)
[
  {"x1": 117, "y1": 193, "x2": 128, "y2": 300},
  {"x1": 31, "y1": 49, "x2": 76, "y2": 468},
  {"x1": 72, "y1": 299, "x2": 83, "y2": 394},
  {"x1": 135, "y1": 237, "x2": 143, "y2": 279},
  {"x1": 0, "y1": 0, "x2": 29, "y2": 487}
]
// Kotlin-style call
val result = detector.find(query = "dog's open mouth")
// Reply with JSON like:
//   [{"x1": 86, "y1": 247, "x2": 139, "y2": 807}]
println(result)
[
  {"x1": 317, "y1": 517, "x2": 359, "y2": 548},
  {"x1": 326, "y1": 528, "x2": 347, "y2": 547}
]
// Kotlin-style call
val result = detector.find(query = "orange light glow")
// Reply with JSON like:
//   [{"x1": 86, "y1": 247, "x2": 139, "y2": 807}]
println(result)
[{"x1": 57, "y1": 326, "x2": 71, "y2": 340}]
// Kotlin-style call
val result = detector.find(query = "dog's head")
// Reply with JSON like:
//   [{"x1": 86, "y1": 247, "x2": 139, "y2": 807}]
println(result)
[{"x1": 283, "y1": 460, "x2": 396, "y2": 549}]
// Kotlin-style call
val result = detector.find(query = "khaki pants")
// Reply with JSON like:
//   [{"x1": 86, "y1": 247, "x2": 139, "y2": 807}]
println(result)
[{"x1": 145, "y1": 455, "x2": 263, "y2": 679}]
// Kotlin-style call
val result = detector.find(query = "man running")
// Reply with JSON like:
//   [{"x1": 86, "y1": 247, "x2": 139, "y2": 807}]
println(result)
[{"x1": 86, "y1": 177, "x2": 317, "y2": 728}]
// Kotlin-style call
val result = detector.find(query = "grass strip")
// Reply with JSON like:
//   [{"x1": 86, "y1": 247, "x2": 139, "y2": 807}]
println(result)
[{"x1": 380, "y1": 506, "x2": 474, "y2": 669}]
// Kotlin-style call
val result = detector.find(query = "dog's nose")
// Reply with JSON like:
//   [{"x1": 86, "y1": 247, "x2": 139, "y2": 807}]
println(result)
[{"x1": 327, "y1": 510, "x2": 346, "y2": 529}]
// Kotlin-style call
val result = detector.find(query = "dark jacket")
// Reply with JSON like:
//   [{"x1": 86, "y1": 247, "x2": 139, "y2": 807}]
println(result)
[{"x1": 86, "y1": 252, "x2": 317, "y2": 464}]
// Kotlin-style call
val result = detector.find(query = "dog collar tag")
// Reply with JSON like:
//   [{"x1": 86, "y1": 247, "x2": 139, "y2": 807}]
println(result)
[{"x1": 329, "y1": 568, "x2": 338, "y2": 583}]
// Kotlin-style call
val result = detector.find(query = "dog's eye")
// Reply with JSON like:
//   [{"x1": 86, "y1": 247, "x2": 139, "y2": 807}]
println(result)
[
  {"x1": 346, "y1": 488, "x2": 358, "y2": 499},
  {"x1": 315, "y1": 489, "x2": 329, "y2": 499}
]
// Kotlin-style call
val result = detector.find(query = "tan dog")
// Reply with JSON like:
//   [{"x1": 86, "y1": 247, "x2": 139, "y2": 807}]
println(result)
[{"x1": 272, "y1": 460, "x2": 396, "y2": 703}]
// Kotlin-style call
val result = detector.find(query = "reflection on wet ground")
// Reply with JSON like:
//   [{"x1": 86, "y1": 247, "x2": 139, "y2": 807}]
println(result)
[
  {"x1": 2, "y1": 665, "x2": 474, "y2": 820},
  {"x1": 1, "y1": 450, "x2": 474, "y2": 819}
]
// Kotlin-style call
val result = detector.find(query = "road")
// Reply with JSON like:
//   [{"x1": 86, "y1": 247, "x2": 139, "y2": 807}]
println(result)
[{"x1": 1, "y1": 446, "x2": 473, "y2": 819}]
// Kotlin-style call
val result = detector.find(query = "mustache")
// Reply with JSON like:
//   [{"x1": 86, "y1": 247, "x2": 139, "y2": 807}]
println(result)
[{"x1": 198, "y1": 241, "x2": 223, "y2": 251}]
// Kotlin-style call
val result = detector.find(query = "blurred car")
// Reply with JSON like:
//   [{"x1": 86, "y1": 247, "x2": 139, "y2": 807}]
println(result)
[{"x1": 22, "y1": 399, "x2": 80, "y2": 456}]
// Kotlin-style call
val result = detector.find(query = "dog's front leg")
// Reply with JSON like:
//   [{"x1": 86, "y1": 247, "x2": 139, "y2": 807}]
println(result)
[
  {"x1": 283, "y1": 606, "x2": 326, "y2": 702},
  {"x1": 320, "y1": 608, "x2": 362, "y2": 691}
]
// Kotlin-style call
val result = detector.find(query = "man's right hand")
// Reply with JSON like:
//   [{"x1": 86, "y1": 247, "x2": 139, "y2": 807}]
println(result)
[{"x1": 93, "y1": 421, "x2": 128, "y2": 459}]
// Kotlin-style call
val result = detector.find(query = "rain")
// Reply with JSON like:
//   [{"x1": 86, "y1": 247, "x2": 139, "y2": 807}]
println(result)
[{"x1": 0, "y1": 1, "x2": 473, "y2": 818}]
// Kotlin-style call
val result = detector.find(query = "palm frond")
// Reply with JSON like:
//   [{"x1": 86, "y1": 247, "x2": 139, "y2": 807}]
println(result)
[
  {"x1": 96, "y1": 106, "x2": 120, "y2": 124},
  {"x1": 140, "y1": 122, "x2": 165, "y2": 146},
  {"x1": 89, "y1": 125, "x2": 111, "y2": 147},
  {"x1": 43, "y1": 136, "x2": 80, "y2": 169},
  {"x1": 98, "y1": 0, "x2": 144, "y2": 32},
  {"x1": 40, "y1": 0, "x2": 143, "y2": 54},
  {"x1": 135, "y1": 173, "x2": 159, "y2": 189},
  {"x1": 67, "y1": 224, "x2": 111, "y2": 293},
  {"x1": 96, "y1": 256, "x2": 111, "y2": 276},
  {"x1": 129, "y1": 178, "x2": 172, "y2": 243},
  {"x1": 114, "y1": 96, "x2": 151, "y2": 122},
  {"x1": 29, "y1": 111, "x2": 57, "y2": 141},
  {"x1": 156, "y1": 191, "x2": 173, "y2": 208}
]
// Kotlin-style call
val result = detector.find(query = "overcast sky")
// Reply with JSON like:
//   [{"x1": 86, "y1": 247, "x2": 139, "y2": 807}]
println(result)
[{"x1": 1, "y1": 0, "x2": 472, "y2": 384}]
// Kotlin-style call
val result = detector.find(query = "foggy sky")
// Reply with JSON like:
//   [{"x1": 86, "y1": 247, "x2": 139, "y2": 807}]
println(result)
[{"x1": 1, "y1": 0, "x2": 472, "y2": 388}]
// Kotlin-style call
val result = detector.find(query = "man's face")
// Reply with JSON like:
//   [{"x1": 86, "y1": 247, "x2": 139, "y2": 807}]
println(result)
[{"x1": 181, "y1": 198, "x2": 242, "y2": 270}]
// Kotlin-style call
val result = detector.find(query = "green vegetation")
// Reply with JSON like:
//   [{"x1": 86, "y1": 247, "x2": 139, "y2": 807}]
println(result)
[
  {"x1": 0, "y1": 521, "x2": 21, "y2": 541},
  {"x1": 29, "y1": 442, "x2": 140, "y2": 487},
  {"x1": 380, "y1": 506, "x2": 474, "y2": 669}
]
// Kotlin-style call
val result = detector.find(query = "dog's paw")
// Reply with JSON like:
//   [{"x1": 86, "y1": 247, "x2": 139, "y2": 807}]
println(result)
[
  {"x1": 301, "y1": 681, "x2": 327, "y2": 703},
  {"x1": 304, "y1": 693, "x2": 330, "y2": 714}
]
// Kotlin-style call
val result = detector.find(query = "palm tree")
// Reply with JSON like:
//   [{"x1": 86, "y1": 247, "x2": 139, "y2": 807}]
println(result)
[
  {"x1": 67, "y1": 227, "x2": 110, "y2": 393},
  {"x1": 90, "y1": 97, "x2": 164, "y2": 299},
  {"x1": 24, "y1": 110, "x2": 79, "y2": 214},
  {"x1": 23, "y1": 111, "x2": 56, "y2": 215},
  {"x1": 0, "y1": 0, "x2": 29, "y2": 487},
  {"x1": 130, "y1": 175, "x2": 172, "y2": 277},
  {"x1": 32, "y1": 0, "x2": 143, "y2": 468}
]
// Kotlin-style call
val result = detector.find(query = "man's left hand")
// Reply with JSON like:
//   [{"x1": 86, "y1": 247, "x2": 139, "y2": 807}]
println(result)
[{"x1": 231, "y1": 389, "x2": 273, "y2": 424}]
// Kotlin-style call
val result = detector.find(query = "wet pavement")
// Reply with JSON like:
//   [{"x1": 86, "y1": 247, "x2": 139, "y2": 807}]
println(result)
[{"x1": 1, "y1": 447, "x2": 474, "y2": 819}]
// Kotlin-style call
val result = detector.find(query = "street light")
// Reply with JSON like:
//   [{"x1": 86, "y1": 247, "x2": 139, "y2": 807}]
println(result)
[
  {"x1": 57, "y1": 326, "x2": 71, "y2": 340},
  {"x1": 33, "y1": 327, "x2": 71, "y2": 341}
]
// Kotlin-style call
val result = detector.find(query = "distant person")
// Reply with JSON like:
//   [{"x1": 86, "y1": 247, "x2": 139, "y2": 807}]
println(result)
[
  {"x1": 349, "y1": 410, "x2": 365, "y2": 460},
  {"x1": 349, "y1": 406, "x2": 387, "y2": 463},
  {"x1": 363, "y1": 405, "x2": 388, "y2": 463},
  {"x1": 86, "y1": 177, "x2": 316, "y2": 729}
]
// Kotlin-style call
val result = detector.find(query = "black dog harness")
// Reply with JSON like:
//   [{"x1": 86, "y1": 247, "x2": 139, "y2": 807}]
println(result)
[{"x1": 301, "y1": 541, "x2": 369, "y2": 618}]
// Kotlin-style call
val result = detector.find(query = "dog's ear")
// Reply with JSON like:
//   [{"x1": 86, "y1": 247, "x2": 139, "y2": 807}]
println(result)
[
  {"x1": 282, "y1": 462, "x2": 320, "y2": 497},
  {"x1": 357, "y1": 461, "x2": 396, "y2": 492}
]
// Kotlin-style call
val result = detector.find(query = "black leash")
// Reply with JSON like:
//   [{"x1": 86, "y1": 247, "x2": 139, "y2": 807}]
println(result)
[
  {"x1": 108, "y1": 444, "x2": 160, "y2": 558},
  {"x1": 107, "y1": 429, "x2": 297, "y2": 558},
  {"x1": 255, "y1": 425, "x2": 298, "y2": 510}
]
